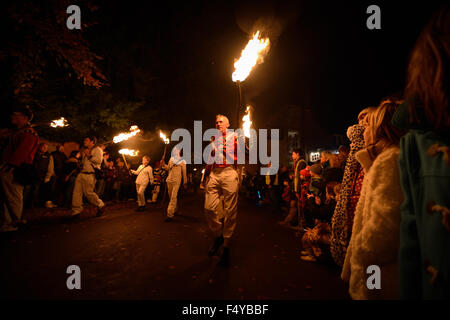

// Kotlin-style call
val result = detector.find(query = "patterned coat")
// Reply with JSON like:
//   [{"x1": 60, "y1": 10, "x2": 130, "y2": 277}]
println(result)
[{"x1": 330, "y1": 124, "x2": 365, "y2": 266}]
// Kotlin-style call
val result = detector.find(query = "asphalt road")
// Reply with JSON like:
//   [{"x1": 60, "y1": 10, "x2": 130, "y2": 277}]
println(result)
[{"x1": 0, "y1": 192, "x2": 349, "y2": 300}]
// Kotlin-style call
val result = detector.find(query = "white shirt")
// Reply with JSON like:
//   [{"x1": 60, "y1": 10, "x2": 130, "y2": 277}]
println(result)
[
  {"x1": 164, "y1": 157, "x2": 187, "y2": 184},
  {"x1": 132, "y1": 164, "x2": 154, "y2": 186}
]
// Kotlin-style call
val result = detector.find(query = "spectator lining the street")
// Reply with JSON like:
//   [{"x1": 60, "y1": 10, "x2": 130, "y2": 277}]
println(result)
[
  {"x1": 50, "y1": 144, "x2": 67, "y2": 206},
  {"x1": 301, "y1": 182, "x2": 341, "y2": 263},
  {"x1": 341, "y1": 99, "x2": 406, "y2": 300},
  {"x1": 323, "y1": 154, "x2": 344, "y2": 183},
  {"x1": 330, "y1": 121, "x2": 367, "y2": 267},
  {"x1": 0, "y1": 105, "x2": 39, "y2": 232},
  {"x1": 393, "y1": 6, "x2": 450, "y2": 299},
  {"x1": 278, "y1": 149, "x2": 307, "y2": 228},
  {"x1": 62, "y1": 150, "x2": 80, "y2": 208}
]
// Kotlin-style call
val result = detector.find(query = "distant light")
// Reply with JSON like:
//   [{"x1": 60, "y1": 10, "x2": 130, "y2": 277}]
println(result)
[{"x1": 193, "y1": 168, "x2": 197, "y2": 171}]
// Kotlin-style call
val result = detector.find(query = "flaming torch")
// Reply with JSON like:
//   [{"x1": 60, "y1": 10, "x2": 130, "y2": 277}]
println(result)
[
  {"x1": 232, "y1": 31, "x2": 270, "y2": 125},
  {"x1": 242, "y1": 106, "x2": 252, "y2": 138},
  {"x1": 50, "y1": 117, "x2": 69, "y2": 128},
  {"x1": 113, "y1": 126, "x2": 141, "y2": 144},
  {"x1": 119, "y1": 148, "x2": 139, "y2": 170},
  {"x1": 159, "y1": 131, "x2": 170, "y2": 161}
]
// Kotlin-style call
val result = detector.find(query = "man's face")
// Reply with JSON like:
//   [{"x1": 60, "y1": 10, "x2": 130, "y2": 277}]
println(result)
[
  {"x1": 10, "y1": 112, "x2": 28, "y2": 127},
  {"x1": 39, "y1": 144, "x2": 48, "y2": 153},
  {"x1": 215, "y1": 116, "x2": 229, "y2": 133},
  {"x1": 142, "y1": 157, "x2": 150, "y2": 166},
  {"x1": 292, "y1": 152, "x2": 299, "y2": 161},
  {"x1": 83, "y1": 138, "x2": 93, "y2": 148}
]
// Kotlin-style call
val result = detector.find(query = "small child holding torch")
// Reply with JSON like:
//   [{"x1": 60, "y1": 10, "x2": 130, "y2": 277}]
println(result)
[{"x1": 131, "y1": 155, "x2": 154, "y2": 211}]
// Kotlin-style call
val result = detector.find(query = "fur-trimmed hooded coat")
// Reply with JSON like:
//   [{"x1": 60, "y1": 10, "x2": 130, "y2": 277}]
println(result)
[{"x1": 341, "y1": 145, "x2": 404, "y2": 300}]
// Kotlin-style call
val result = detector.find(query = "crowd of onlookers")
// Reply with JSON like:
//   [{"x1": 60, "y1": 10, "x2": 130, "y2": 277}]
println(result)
[{"x1": 242, "y1": 7, "x2": 449, "y2": 300}]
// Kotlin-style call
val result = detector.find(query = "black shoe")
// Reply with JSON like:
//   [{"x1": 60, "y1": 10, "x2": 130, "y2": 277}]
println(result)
[
  {"x1": 218, "y1": 247, "x2": 230, "y2": 266},
  {"x1": 136, "y1": 206, "x2": 145, "y2": 212},
  {"x1": 164, "y1": 217, "x2": 174, "y2": 222},
  {"x1": 96, "y1": 206, "x2": 105, "y2": 217},
  {"x1": 208, "y1": 236, "x2": 224, "y2": 257}
]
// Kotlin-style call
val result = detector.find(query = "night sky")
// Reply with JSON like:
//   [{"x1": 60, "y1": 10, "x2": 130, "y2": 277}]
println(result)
[{"x1": 1, "y1": 0, "x2": 447, "y2": 136}]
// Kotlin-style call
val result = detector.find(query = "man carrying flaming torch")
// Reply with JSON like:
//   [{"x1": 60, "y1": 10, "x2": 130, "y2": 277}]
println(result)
[
  {"x1": 71, "y1": 135, "x2": 105, "y2": 218},
  {"x1": 162, "y1": 146, "x2": 187, "y2": 222},
  {"x1": 202, "y1": 114, "x2": 246, "y2": 266},
  {"x1": 201, "y1": 31, "x2": 269, "y2": 265}
]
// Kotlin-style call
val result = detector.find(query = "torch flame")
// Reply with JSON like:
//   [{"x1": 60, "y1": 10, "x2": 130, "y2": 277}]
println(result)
[
  {"x1": 113, "y1": 126, "x2": 141, "y2": 143},
  {"x1": 242, "y1": 106, "x2": 252, "y2": 138},
  {"x1": 50, "y1": 117, "x2": 68, "y2": 128},
  {"x1": 159, "y1": 131, "x2": 170, "y2": 144},
  {"x1": 232, "y1": 31, "x2": 270, "y2": 82},
  {"x1": 119, "y1": 149, "x2": 139, "y2": 156}
]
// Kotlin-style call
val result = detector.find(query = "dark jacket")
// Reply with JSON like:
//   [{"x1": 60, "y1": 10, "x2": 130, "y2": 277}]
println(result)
[
  {"x1": 393, "y1": 101, "x2": 450, "y2": 299},
  {"x1": 32, "y1": 151, "x2": 50, "y2": 181},
  {"x1": 51, "y1": 150, "x2": 67, "y2": 175}
]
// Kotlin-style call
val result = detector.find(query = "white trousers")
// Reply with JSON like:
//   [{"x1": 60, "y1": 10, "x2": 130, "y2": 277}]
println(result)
[
  {"x1": 204, "y1": 167, "x2": 239, "y2": 240},
  {"x1": 166, "y1": 180, "x2": 180, "y2": 217},
  {"x1": 72, "y1": 173, "x2": 104, "y2": 215},
  {"x1": 136, "y1": 183, "x2": 148, "y2": 206},
  {"x1": 152, "y1": 185, "x2": 160, "y2": 202},
  {"x1": 0, "y1": 167, "x2": 24, "y2": 226}
]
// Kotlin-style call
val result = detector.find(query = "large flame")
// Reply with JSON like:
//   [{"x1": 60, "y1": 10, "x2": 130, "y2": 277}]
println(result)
[
  {"x1": 232, "y1": 31, "x2": 270, "y2": 82},
  {"x1": 119, "y1": 149, "x2": 139, "y2": 156},
  {"x1": 242, "y1": 106, "x2": 252, "y2": 138},
  {"x1": 159, "y1": 131, "x2": 170, "y2": 144},
  {"x1": 50, "y1": 117, "x2": 68, "y2": 128},
  {"x1": 113, "y1": 126, "x2": 141, "y2": 143}
]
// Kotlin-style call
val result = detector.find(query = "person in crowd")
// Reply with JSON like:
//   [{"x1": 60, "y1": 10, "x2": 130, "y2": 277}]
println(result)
[
  {"x1": 281, "y1": 179, "x2": 291, "y2": 213},
  {"x1": 392, "y1": 7, "x2": 450, "y2": 299},
  {"x1": 149, "y1": 161, "x2": 166, "y2": 203},
  {"x1": 330, "y1": 118, "x2": 368, "y2": 267},
  {"x1": 23, "y1": 142, "x2": 55, "y2": 209},
  {"x1": 320, "y1": 151, "x2": 332, "y2": 171},
  {"x1": 94, "y1": 150, "x2": 110, "y2": 198},
  {"x1": 113, "y1": 158, "x2": 133, "y2": 202},
  {"x1": 102, "y1": 159, "x2": 116, "y2": 202},
  {"x1": 278, "y1": 165, "x2": 289, "y2": 185},
  {"x1": 62, "y1": 150, "x2": 80, "y2": 208},
  {"x1": 71, "y1": 136, "x2": 105, "y2": 218},
  {"x1": 308, "y1": 164, "x2": 325, "y2": 197},
  {"x1": 131, "y1": 155, "x2": 154, "y2": 211},
  {"x1": 323, "y1": 154, "x2": 344, "y2": 183},
  {"x1": 50, "y1": 144, "x2": 67, "y2": 206},
  {"x1": 162, "y1": 146, "x2": 187, "y2": 222},
  {"x1": 301, "y1": 182, "x2": 340, "y2": 263},
  {"x1": 0, "y1": 106, "x2": 39, "y2": 232},
  {"x1": 338, "y1": 145, "x2": 350, "y2": 170},
  {"x1": 342, "y1": 99, "x2": 406, "y2": 299},
  {"x1": 265, "y1": 162, "x2": 280, "y2": 213},
  {"x1": 278, "y1": 149, "x2": 307, "y2": 228}
]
